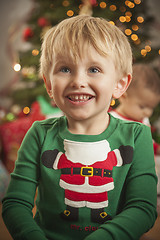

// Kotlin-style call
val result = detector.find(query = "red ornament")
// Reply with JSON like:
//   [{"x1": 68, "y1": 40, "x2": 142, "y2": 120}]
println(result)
[
  {"x1": 23, "y1": 27, "x2": 34, "y2": 41},
  {"x1": 89, "y1": 0, "x2": 97, "y2": 6},
  {"x1": 37, "y1": 17, "x2": 50, "y2": 27}
]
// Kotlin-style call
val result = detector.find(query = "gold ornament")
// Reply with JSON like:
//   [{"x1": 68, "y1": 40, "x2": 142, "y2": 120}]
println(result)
[{"x1": 110, "y1": 99, "x2": 115, "y2": 106}]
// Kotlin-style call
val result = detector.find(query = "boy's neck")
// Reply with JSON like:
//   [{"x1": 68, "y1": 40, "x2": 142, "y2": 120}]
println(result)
[{"x1": 66, "y1": 113, "x2": 110, "y2": 135}]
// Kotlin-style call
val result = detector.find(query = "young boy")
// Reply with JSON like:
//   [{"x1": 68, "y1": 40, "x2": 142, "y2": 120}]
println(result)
[
  {"x1": 2, "y1": 15, "x2": 157, "y2": 240},
  {"x1": 110, "y1": 63, "x2": 160, "y2": 155}
]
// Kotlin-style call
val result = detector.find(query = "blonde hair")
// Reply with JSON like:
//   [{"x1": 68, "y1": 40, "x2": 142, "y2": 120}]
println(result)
[
  {"x1": 40, "y1": 15, "x2": 132, "y2": 83},
  {"x1": 127, "y1": 63, "x2": 160, "y2": 95}
]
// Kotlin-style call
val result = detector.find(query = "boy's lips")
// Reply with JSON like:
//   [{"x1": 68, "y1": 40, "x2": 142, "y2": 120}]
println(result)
[{"x1": 66, "y1": 94, "x2": 94, "y2": 102}]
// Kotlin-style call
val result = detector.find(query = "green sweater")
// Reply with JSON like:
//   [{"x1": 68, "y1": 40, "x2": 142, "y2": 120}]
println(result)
[{"x1": 2, "y1": 115, "x2": 157, "y2": 240}]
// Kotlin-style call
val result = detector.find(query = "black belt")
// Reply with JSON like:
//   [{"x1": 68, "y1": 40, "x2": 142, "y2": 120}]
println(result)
[{"x1": 61, "y1": 167, "x2": 112, "y2": 177}]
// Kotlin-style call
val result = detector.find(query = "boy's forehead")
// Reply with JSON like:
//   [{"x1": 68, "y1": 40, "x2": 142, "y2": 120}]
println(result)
[{"x1": 53, "y1": 43, "x2": 110, "y2": 63}]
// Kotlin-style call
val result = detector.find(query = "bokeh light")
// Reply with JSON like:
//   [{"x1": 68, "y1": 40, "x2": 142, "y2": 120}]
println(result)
[
  {"x1": 67, "y1": 10, "x2": 74, "y2": 17},
  {"x1": 14, "y1": 63, "x2": 21, "y2": 72},
  {"x1": 125, "y1": 29, "x2": 132, "y2": 35},
  {"x1": 109, "y1": 5, "x2": 116, "y2": 11},
  {"x1": 137, "y1": 16, "x2": 144, "y2": 23},
  {"x1": 23, "y1": 107, "x2": 30, "y2": 115},
  {"x1": 131, "y1": 34, "x2": 138, "y2": 41},
  {"x1": 100, "y1": 2, "x2": 107, "y2": 8}
]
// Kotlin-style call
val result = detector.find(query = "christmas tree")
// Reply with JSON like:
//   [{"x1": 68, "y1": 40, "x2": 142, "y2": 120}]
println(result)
[{"x1": 3, "y1": 0, "x2": 160, "y2": 142}]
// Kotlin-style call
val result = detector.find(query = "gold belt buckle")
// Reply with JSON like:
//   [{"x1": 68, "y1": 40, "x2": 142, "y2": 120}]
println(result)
[
  {"x1": 100, "y1": 212, "x2": 108, "y2": 218},
  {"x1": 80, "y1": 167, "x2": 93, "y2": 177}
]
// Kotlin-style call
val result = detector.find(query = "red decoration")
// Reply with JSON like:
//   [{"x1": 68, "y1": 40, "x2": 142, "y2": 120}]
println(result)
[
  {"x1": 23, "y1": 27, "x2": 34, "y2": 41},
  {"x1": 37, "y1": 17, "x2": 50, "y2": 27},
  {"x1": 89, "y1": 0, "x2": 97, "y2": 6},
  {"x1": 0, "y1": 101, "x2": 45, "y2": 173}
]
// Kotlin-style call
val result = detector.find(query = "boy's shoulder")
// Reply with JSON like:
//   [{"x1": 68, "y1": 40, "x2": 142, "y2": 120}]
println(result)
[
  {"x1": 35, "y1": 116, "x2": 64, "y2": 125},
  {"x1": 31, "y1": 116, "x2": 65, "y2": 133},
  {"x1": 110, "y1": 113, "x2": 149, "y2": 132},
  {"x1": 110, "y1": 114, "x2": 152, "y2": 145},
  {"x1": 37, "y1": 117, "x2": 60, "y2": 125}
]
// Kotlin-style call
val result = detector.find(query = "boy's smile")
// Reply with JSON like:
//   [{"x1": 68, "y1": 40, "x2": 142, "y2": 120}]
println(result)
[
  {"x1": 48, "y1": 45, "x2": 126, "y2": 134},
  {"x1": 67, "y1": 94, "x2": 93, "y2": 102},
  {"x1": 66, "y1": 93, "x2": 94, "y2": 105}
]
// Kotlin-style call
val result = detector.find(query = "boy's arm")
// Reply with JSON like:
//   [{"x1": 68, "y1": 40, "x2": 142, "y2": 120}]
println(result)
[
  {"x1": 84, "y1": 125, "x2": 157, "y2": 240},
  {"x1": 2, "y1": 122, "x2": 48, "y2": 240}
]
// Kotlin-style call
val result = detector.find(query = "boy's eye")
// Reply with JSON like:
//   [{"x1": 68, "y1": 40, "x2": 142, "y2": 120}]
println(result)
[
  {"x1": 88, "y1": 67, "x2": 100, "y2": 73},
  {"x1": 60, "y1": 67, "x2": 71, "y2": 73}
]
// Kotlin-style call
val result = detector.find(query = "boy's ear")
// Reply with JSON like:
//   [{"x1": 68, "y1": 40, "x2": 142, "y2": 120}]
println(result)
[
  {"x1": 43, "y1": 75, "x2": 53, "y2": 99},
  {"x1": 112, "y1": 74, "x2": 132, "y2": 99}
]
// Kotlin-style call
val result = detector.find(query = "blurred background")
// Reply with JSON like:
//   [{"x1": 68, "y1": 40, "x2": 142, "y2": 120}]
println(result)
[{"x1": 0, "y1": 1, "x2": 160, "y2": 239}]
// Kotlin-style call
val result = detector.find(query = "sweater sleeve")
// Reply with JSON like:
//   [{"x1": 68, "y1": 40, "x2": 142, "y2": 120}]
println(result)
[
  {"x1": 84, "y1": 125, "x2": 157, "y2": 240},
  {"x1": 2, "y1": 121, "x2": 48, "y2": 240}
]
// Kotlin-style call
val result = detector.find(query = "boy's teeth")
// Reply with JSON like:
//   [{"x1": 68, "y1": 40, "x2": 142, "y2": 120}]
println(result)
[{"x1": 68, "y1": 95, "x2": 90, "y2": 101}]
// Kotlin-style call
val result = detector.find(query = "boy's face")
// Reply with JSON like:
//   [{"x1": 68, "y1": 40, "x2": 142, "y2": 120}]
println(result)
[
  {"x1": 120, "y1": 88, "x2": 160, "y2": 122},
  {"x1": 47, "y1": 45, "x2": 125, "y2": 128}
]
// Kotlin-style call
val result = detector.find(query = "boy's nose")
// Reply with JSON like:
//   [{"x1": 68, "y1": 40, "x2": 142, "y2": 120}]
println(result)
[{"x1": 70, "y1": 73, "x2": 87, "y2": 88}]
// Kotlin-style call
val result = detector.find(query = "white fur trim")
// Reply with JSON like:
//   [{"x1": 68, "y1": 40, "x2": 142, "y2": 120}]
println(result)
[
  {"x1": 64, "y1": 139, "x2": 111, "y2": 165},
  {"x1": 60, "y1": 179, "x2": 114, "y2": 193},
  {"x1": 53, "y1": 152, "x2": 63, "y2": 169},
  {"x1": 65, "y1": 198, "x2": 108, "y2": 209},
  {"x1": 113, "y1": 149, "x2": 123, "y2": 166}
]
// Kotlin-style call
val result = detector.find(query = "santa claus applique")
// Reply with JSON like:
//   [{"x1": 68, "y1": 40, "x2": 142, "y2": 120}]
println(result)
[{"x1": 42, "y1": 139, "x2": 133, "y2": 223}]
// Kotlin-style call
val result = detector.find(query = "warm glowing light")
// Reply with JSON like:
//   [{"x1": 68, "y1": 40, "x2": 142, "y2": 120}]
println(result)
[
  {"x1": 23, "y1": 107, "x2": 30, "y2": 115},
  {"x1": 67, "y1": 10, "x2": 74, "y2": 17},
  {"x1": 125, "y1": 29, "x2": 132, "y2": 35},
  {"x1": 62, "y1": 0, "x2": 70, "y2": 7},
  {"x1": 125, "y1": 1, "x2": 130, "y2": 6},
  {"x1": 125, "y1": 1, "x2": 135, "y2": 8},
  {"x1": 119, "y1": 16, "x2": 126, "y2": 22},
  {"x1": 125, "y1": 16, "x2": 131, "y2": 22},
  {"x1": 132, "y1": 24, "x2": 139, "y2": 31},
  {"x1": 109, "y1": 5, "x2": 116, "y2": 11},
  {"x1": 109, "y1": 21, "x2": 115, "y2": 25},
  {"x1": 137, "y1": 16, "x2": 144, "y2": 23},
  {"x1": 141, "y1": 49, "x2": 147, "y2": 56},
  {"x1": 125, "y1": 11, "x2": 132, "y2": 17},
  {"x1": 14, "y1": 63, "x2": 21, "y2": 72},
  {"x1": 100, "y1": 2, "x2": 107, "y2": 8},
  {"x1": 128, "y1": 2, "x2": 135, "y2": 8},
  {"x1": 134, "y1": 0, "x2": 141, "y2": 4},
  {"x1": 131, "y1": 34, "x2": 138, "y2": 41},
  {"x1": 32, "y1": 49, "x2": 39, "y2": 56},
  {"x1": 145, "y1": 45, "x2": 151, "y2": 52},
  {"x1": 159, "y1": 49, "x2": 160, "y2": 55}
]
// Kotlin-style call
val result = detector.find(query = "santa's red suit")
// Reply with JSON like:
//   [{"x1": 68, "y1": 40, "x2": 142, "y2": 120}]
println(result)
[{"x1": 53, "y1": 139, "x2": 123, "y2": 209}]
